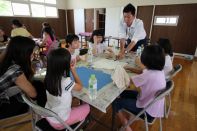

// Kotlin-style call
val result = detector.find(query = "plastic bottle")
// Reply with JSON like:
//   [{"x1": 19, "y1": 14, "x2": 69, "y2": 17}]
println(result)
[
  {"x1": 141, "y1": 45, "x2": 144, "y2": 54},
  {"x1": 88, "y1": 74, "x2": 97, "y2": 100},
  {"x1": 88, "y1": 42, "x2": 93, "y2": 65},
  {"x1": 112, "y1": 41, "x2": 116, "y2": 53},
  {"x1": 35, "y1": 62, "x2": 42, "y2": 74},
  {"x1": 136, "y1": 46, "x2": 141, "y2": 56}
]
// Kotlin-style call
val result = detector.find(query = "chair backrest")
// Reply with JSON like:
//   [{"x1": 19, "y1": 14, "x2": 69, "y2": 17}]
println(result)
[
  {"x1": 6, "y1": 86, "x2": 22, "y2": 97},
  {"x1": 167, "y1": 64, "x2": 182, "y2": 81},
  {"x1": 124, "y1": 80, "x2": 174, "y2": 127},
  {"x1": 21, "y1": 94, "x2": 74, "y2": 131}
]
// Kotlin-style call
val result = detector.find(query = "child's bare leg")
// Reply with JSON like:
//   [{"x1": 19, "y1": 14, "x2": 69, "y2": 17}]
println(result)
[{"x1": 117, "y1": 111, "x2": 132, "y2": 131}]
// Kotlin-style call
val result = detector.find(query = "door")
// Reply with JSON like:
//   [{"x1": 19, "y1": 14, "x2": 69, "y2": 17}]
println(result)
[
  {"x1": 85, "y1": 9, "x2": 94, "y2": 32},
  {"x1": 66, "y1": 10, "x2": 75, "y2": 34}
]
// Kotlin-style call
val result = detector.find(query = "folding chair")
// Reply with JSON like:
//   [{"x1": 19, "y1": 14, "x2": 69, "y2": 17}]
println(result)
[
  {"x1": 21, "y1": 93, "x2": 86, "y2": 131},
  {"x1": 166, "y1": 64, "x2": 182, "y2": 82},
  {"x1": 112, "y1": 80, "x2": 174, "y2": 131},
  {"x1": 0, "y1": 86, "x2": 31, "y2": 129},
  {"x1": 165, "y1": 64, "x2": 182, "y2": 118}
]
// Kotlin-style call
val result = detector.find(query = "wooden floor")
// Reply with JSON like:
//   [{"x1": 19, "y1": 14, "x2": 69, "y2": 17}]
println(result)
[{"x1": 0, "y1": 57, "x2": 197, "y2": 131}]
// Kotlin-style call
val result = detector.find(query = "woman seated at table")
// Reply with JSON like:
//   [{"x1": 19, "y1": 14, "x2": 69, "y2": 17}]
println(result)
[
  {"x1": 41, "y1": 22, "x2": 55, "y2": 39},
  {"x1": 41, "y1": 27, "x2": 57, "y2": 55},
  {"x1": 11, "y1": 19, "x2": 33, "y2": 38},
  {"x1": 0, "y1": 36, "x2": 46, "y2": 119}
]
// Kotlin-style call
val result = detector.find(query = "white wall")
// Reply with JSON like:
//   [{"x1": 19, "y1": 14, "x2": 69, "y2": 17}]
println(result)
[
  {"x1": 105, "y1": 7, "x2": 121, "y2": 37},
  {"x1": 65, "y1": 0, "x2": 197, "y2": 9},
  {"x1": 56, "y1": 0, "x2": 66, "y2": 9},
  {"x1": 74, "y1": 9, "x2": 85, "y2": 35}
]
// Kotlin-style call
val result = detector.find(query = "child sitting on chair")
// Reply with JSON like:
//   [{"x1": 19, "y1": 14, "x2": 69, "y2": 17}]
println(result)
[
  {"x1": 65, "y1": 34, "x2": 81, "y2": 66},
  {"x1": 112, "y1": 45, "x2": 166, "y2": 131},
  {"x1": 157, "y1": 38, "x2": 173, "y2": 79},
  {"x1": 125, "y1": 39, "x2": 173, "y2": 78},
  {"x1": 89, "y1": 29, "x2": 113, "y2": 56},
  {"x1": 44, "y1": 48, "x2": 90, "y2": 130}
]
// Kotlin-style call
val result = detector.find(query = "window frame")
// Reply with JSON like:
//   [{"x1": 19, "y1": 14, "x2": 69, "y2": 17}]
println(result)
[
  {"x1": 0, "y1": 0, "x2": 14, "y2": 16},
  {"x1": 11, "y1": 2, "x2": 31, "y2": 16},
  {"x1": 0, "y1": 0, "x2": 58, "y2": 18}
]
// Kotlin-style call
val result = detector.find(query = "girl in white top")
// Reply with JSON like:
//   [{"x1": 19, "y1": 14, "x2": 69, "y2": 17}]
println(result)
[
  {"x1": 65, "y1": 34, "x2": 81, "y2": 67},
  {"x1": 158, "y1": 38, "x2": 173, "y2": 79},
  {"x1": 89, "y1": 29, "x2": 113, "y2": 55},
  {"x1": 45, "y1": 48, "x2": 90, "y2": 130}
]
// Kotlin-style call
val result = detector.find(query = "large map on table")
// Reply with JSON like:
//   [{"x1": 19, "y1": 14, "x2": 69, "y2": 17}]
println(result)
[{"x1": 72, "y1": 67, "x2": 112, "y2": 90}]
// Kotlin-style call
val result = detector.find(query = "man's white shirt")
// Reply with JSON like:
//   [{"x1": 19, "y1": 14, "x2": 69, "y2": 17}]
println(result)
[{"x1": 119, "y1": 18, "x2": 146, "y2": 43}]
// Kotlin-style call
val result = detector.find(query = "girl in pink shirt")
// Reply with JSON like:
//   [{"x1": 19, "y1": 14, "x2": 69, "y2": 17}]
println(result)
[
  {"x1": 112, "y1": 45, "x2": 166, "y2": 131},
  {"x1": 42, "y1": 27, "x2": 56, "y2": 55}
]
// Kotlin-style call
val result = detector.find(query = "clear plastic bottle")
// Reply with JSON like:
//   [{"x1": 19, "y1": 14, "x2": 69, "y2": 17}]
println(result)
[
  {"x1": 88, "y1": 43, "x2": 93, "y2": 65},
  {"x1": 136, "y1": 46, "x2": 141, "y2": 56},
  {"x1": 112, "y1": 41, "x2": 116, "y2": 53},
  {"x1": 88, "y1": 74, "x2": 97, "y2": 100},
  {"x1": 35, "y1": 62, "x2": 42, "y2": 74},
  {"x1": 141, "y1": 45, "x2": 144, "y2": 54}
]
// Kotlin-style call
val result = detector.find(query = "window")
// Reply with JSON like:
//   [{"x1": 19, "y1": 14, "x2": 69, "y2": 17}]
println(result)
[
  {"x1": 12, "y1": 3, "x2": 30, "y2": 16},
  {"x1": 154, "y1": 16, "x2": 179, "y2": 26},
  {"x1": 31, "y1": 4, "x2": 45, "y2": 17},
  {"x1": 30, "y1": 0, "x2": 56, "y2": 4},
  {"x1": 45, "y1": 6, "x2": 57, "y2": 17},
  {"x1": 0, "y1": 0, "x2": 13, "y2": 16},
  {"x1": 0, "y1": 0, "x2": 58, "y2": 18}
]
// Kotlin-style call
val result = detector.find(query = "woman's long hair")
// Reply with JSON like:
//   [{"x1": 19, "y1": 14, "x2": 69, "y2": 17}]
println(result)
[
  {"x1": 45, "y1": 48, "x2": 71, "y2": 96},
  {"x1": 43, "y1": 27, "x2": 54, "y2": 41},
  {"x1": 0, "y1": 36, "x2": 35, "y2": 79}
]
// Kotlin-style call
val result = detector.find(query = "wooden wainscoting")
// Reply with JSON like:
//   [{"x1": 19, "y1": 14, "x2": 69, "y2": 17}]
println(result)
[{"x1": 0, "y1": 9, "x2": 67, "y2": 39}]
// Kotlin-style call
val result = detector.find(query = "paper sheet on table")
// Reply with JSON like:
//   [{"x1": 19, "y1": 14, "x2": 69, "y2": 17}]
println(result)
[{"x1": 92, "y1": 58, "x2": 128, "y2": 70}]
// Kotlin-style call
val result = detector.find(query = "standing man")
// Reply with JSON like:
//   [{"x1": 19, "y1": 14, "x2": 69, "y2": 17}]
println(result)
[{"x1": 117, "y1": 3, "x2": 146, "y2": 59}]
